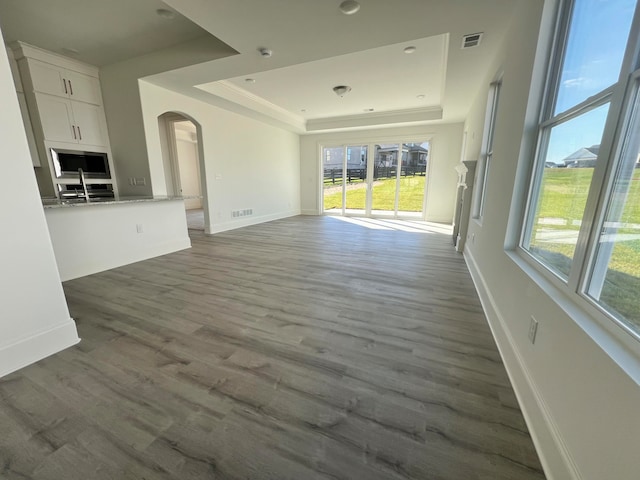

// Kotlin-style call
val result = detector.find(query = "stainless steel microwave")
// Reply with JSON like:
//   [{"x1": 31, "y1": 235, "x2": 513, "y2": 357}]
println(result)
[{"x1": 51, "y1": 148, "x2": 111, "y2": 179}]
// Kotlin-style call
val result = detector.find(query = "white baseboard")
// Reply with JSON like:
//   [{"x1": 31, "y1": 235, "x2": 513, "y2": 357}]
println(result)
[
  {"x1": 464, "y1": 250, "x2": 582, "y2": 480},
  {"x1": 208, "y1": 209, "x2": 301, "y2": 234},
  {"x1": 0, "y1": 320, "x2": 80, "y2": 378},
  {"x1": 301, "y1": 209, "x2": 319, "y2": 215}
]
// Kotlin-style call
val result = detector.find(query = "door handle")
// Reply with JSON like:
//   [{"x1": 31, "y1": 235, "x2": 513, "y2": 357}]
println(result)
[
  {"x1": 77, "y1": 126, "x2": 82, "y2": 140},
  {"x1": 63, "y1": 79, "x2": 68, "y2": 94},
  {"x1": 72, "y1": 125, "x2": 77, "y2": 140}
]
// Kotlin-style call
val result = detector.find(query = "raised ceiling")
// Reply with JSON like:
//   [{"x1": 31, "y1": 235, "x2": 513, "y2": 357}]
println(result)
[
  {"x1": 216, "y1": 35, "x2": 448, "y2": 121},
  {"x1": 1, "y1": 0, "x2": 520, "y2": 132}
]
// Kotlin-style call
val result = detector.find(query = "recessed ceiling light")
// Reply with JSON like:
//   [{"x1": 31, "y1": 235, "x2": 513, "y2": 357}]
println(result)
[
  {"x1": 339, "y1": 0, "x2": 361, "y2": 15},
  {"x1": 245, "y1": 78, "x2": 255, "y2": 83},
  {"x1": 416, "y1": 94, "x2": 426, "y2": 99},
  {"x1": 404, "y1": 46, "x2": 417, "y2": 54},
  {"x1": 333, "y1": 85, "x2": 352, "y2": 97},
  {"x1": 258, "y1": 48, "x2": 273, "y2": 58},
  {"x1": 156, "y1": 8, "x2": 175, "y2": 19}
]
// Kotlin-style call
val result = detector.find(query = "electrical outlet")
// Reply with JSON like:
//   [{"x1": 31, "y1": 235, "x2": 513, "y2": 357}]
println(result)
[
  {"x1": 136, "y1": 224, "x2": 144, "y2": 233},
  {"x1": 528, "y1": 316, "x2": 539, "y2": 344}
]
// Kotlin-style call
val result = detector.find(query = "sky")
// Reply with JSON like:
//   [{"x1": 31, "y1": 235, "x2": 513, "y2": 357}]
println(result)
[{"x1": 546, "y1": 0, "x2": 636, "y2": 164}]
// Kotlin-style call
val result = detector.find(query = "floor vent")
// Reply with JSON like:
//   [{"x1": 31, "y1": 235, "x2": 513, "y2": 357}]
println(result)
[
  {"x1": 232, "y1": 209, "x2": 253, "y2": 218},
  {"x1": 462, "y1": 32, "x2": 483, "y2": 49}
]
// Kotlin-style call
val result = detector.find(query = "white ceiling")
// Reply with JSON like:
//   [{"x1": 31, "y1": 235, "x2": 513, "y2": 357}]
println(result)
[
  {"x1": 1, "y1": 0, "x2": 521, "y2": 133},
  {"x1": 217, "y1": 35, "x2": 447, "y2": 121},
  {"x1": 0, "y1": 0, "x2": 225, "y2": 66}
]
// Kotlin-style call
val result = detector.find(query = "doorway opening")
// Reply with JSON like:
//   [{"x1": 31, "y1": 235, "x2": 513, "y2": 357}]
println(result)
[
  {"x1": 158, "y1": 112, "x2": 208, "y2": 232},
  {"x1": 322, "y1": 141, "x2": 430, "y2": 218}
]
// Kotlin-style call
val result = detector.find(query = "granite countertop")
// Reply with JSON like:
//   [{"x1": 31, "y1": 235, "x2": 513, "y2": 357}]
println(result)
[{"x1": 42, "y1": 195, "x2": 190, "y2": 209}]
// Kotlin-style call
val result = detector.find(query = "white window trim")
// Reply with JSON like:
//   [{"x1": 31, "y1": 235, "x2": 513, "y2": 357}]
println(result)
[
  {"x1": 510, "y1": 0, "x2": 640, "y2": 378},
  {"x1": 472, "y1": 76, "x2": 503, "y2": 222}
]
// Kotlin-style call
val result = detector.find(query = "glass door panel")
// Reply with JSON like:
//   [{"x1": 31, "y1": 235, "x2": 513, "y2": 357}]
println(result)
[
  {"x1": 323, "y1": 146, "x2": 344, "y2": 213},
  {"x1": 344, "y1": 145, "x2": 368, "y2": 213},
  {"x1": 397, "y1": 142, "x2": 428, "y2": 217},
  {"x1": 371, "y1": 144, "x2": 399, "y2": 215}
]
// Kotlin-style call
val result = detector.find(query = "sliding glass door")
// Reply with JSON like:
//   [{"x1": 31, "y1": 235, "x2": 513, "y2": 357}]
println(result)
[
  {"x1": 323, "y1": 140, "x2": 429, "y2": 218},
  {"x1": 371, "y1": 144, "x2": 399, "y2": 215}
]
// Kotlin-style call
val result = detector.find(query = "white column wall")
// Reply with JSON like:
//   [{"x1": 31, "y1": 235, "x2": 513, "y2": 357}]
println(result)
[{"x1": 0, "y1": 27, "x2": 79, "y2": 378}]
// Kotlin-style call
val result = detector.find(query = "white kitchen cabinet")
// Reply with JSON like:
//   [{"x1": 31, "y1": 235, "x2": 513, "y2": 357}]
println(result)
[
  {"x1": 11, "y1": 41, "x2": 116, "y2": 198},
  {"x1": 36, "y1": 93, "x2": 76, "y2": 144},
  {"x1": 36, "y1": 93, "x2": 107, "y2": 147},
  {"x1": 27, "y1": 58, "x2": 102, "y2": 105},
  {"x1": 70, "y1": 101, "x2": 107, "y2": 146}
]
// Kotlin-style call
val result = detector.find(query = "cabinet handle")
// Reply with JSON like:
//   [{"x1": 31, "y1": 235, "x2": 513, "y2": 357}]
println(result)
[
  {"x1": 77, "y1": 126, "x2": 82, "y2": 140},
  {"x1": 63, "y1": 79, "x2": 68, "y2": 94},
  {"x1": 69, "y1": 80, "x2": 73, "y2": 96},
  {"x1": 72, "y1": 125, "x2": 77, "y2": 140}
]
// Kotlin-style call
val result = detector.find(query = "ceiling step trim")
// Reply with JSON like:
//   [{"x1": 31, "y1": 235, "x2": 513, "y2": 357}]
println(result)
[
  {"x1": 195, "y1": 80, "x2": 306, "y2": 132},
  {"x1": 306, "y1": 107, "x2": 443, "y2": 132}
]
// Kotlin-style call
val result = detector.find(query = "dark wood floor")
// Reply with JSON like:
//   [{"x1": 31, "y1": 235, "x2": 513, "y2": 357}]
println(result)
[{"x1": 0, "y1": 216, "x2": 546, "y2": 480}]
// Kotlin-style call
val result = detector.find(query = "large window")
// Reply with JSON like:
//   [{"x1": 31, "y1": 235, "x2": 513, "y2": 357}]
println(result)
[
  {"x1": 474, "y1": 79, "x2": 502, "y2": 219},
  {"x1": 521, "y1": 0, "x2": 640, "y2": 337}
]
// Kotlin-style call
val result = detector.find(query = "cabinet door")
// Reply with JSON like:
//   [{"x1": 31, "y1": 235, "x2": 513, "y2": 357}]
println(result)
[
  {"x1": 35, "y1": 93, "x2": 76, "y2": 143},
  {"x1": 65, "y1": 70, "x2": 102, "y2": 105},
  {"x1": 72, "y1": 102, "x2": 107, "y2": 147},
  {"x1": 27, "y1": 59, "x2": 67, "y2": 97}
]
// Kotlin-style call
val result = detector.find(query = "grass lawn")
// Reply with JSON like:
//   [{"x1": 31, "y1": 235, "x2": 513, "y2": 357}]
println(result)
[
  {"x1": 323, "y1": 175, "x2": 426, "y2": 212},
  {"x1": 529, "y1": 168, "x2": 640, "y2": 328}
]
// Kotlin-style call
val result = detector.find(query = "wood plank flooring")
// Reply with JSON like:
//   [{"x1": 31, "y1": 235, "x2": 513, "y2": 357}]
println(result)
[{"x1": 0, "y1": 216, "x2": 546, "y2": 480}]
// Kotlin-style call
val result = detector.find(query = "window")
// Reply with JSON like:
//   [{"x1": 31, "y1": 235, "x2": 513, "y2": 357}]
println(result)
[
  {"x1": 521, "y1": 0, "x2": 640, "y2": 337},
  {"x1": 474, "y1": 79, "x2": 501, "y2": 219}
]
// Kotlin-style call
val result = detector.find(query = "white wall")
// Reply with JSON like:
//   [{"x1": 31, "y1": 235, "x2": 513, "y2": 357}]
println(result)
[
  {"x1": 0, "y1": 28, "x2": 79, "y2": 378},
  {"x1": 463, "y1": 1, "x2": 640, "y2": 479},
  {"x1": 139, "y1": 81, "x2": 301, "y2": 234},
  {"x1": 300, "y1": 124, "x2": 463, "y2": 223},
  {"x1": 100, "y1": 37, "x2": 236, "y2": 197},
  {"x1": 45, "y1": 200, "x2": 191, "y2": 281}
]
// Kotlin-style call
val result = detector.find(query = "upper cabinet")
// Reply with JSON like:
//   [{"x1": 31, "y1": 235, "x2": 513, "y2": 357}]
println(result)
[
  {"x1": 10, "y1": 42, "x2": 117, "y2": 198},
  {"x1": 27, "y1": 59, "x2": 102, "y2": 105},
  {"x1": 14, "y1": 42, "x2": 110, "y2": 151}
]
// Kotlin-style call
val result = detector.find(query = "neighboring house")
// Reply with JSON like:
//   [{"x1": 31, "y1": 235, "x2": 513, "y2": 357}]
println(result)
[
  {"x1": 375, "y1": 144, "x2": 428, "y2": 174},
  {"x1": 563, "y1": 145, "x2": 600, "y2": 168}
]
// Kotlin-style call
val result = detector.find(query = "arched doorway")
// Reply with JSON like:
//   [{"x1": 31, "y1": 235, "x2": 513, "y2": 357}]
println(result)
[{"x1": 158, "y1": 112, "x2": 209, "y2": 232}]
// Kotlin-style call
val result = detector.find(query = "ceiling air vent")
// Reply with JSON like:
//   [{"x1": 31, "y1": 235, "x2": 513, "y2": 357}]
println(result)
[{"x1": 462, "y1": 32, "x2": 483, "y2": 49}]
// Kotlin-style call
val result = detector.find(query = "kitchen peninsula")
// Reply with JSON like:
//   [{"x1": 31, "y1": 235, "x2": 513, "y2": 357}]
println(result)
[{"x1": 43, "y1": 195, "x2": 191, "y2": 281}]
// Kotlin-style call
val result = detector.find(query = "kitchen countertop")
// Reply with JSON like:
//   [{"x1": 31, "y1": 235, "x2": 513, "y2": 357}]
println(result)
[{"x1": 42, "y1": 195, "x2": 190, "y2": 209}]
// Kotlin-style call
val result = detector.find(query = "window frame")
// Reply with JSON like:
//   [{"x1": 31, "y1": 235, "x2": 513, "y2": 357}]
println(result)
[
  {"x1": 473, "y1": 77, "x2": 502, "y2": 221},
  {"x1": 517, "y1": 0, "x2": 640, "y2": 344}
]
